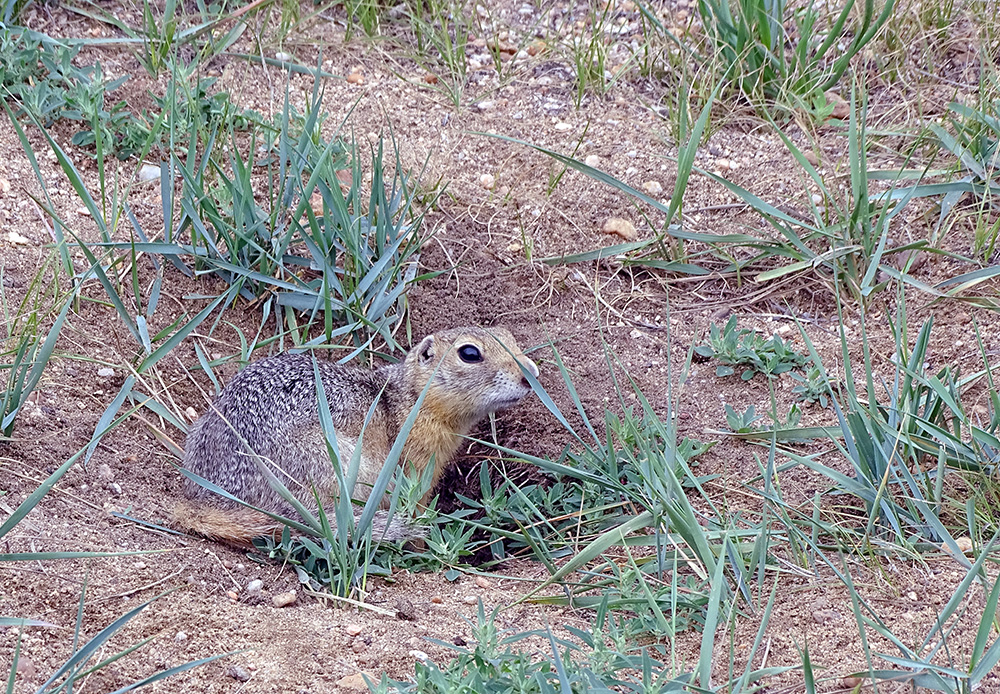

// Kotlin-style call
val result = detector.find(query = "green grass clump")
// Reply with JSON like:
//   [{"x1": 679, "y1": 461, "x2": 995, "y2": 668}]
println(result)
[
  {"x1": 0, "y1": 254, "x2": 73, "y2": 438},
  {"x1": 373, "y1": 600, "x2": 780, "y2": 693},
  {"x1": 683, "y1": 0, "x2": 896, "y2": 108}
]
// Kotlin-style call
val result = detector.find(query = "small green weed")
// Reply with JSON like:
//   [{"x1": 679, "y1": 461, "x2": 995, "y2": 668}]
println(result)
[
  {"x1": 695, "y1": 315, "x2": 806, "y2": 380},
  {"x1": 566, "y1": 1, "x2": 614, "y2": 107},
  {"x1": 725, "y1": 404, "x2": 763, "y2": 433},
  {"x1": 789, "y1": 364, "x2": 834, "y2": 407},
  {"x1": 2, "y1": 25, "x2": 260, "y2": 160},
  {"x1": 401, "y1": 0, "x2": 471, "y2": 108}
]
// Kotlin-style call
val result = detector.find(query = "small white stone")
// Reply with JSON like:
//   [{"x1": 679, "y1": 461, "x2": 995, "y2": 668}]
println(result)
[
  {"x1": 409, "y1": 650, "x2": 429, "y2": 662},
  {"x1": 175, "y1": 631, "x2": 188, "y2": 643},
  {"x1": 554, "y1": 122, "x2": 573, "y2": 132},
  {"x1": 811, "y1": 193, "x2": 823, "y2": 204},
  {"x1": 7, "y1": 231, "x2": 30, "y2": 245},
  {"x1": 97, "y1": 367, "x2": 114, "y2": 378},
  {"x1": 246, "y1": 579, "x2": 263, "y2": 593},
  {"x1": 584, "y1": 154, "x2": 600, "y2": 167},
  {"x1": 479, "y1": 173, "x2": 496, "y2": 190},
  {"x1": 642, "y1": 180, "x2": 664, "y2": 195},
  {"x1": 138, "y1": 163, "x2": 160, "y2": 182},
  {"x1": 274, "y1": 51, "x2": 293, "y2": 62},
  {"x1": 185, "y1": 406, "x2": 199, "y2": 421}
]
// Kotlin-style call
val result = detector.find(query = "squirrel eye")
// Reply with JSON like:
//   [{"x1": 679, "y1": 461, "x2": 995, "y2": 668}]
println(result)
[{"x1": 457, "y1": 344, "x2": 483, "y2": 363}]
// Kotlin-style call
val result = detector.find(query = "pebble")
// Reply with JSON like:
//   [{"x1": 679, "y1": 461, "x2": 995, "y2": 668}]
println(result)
[
  {"x1": 907, "y1": 591, "x2": 919, "y2": 601},
  {"x1": 16, "y1": 656, "x2": 36, "y2": 680},
  {"x1": 474, "y1": 576, "x2": 492, "y2": 589},
  {"x1": 475, "y1": 100, "x2": 494, "y2": 112},
  {"x1": 642, "y1": 180, "x2": 663, "y2": 195},
  {"x1": 97, "y1": 367, "x2": 114, "y2": 378},
  {"x1": 396, "y1": 598, "x2": 416, "y2": 621},
  {"x1": 7, "y1": 231, "x2": 30, "y2": 245},
  {"x1": 602, "y1": 218, "x2": 637, "y2": 241},
  {"x1": 811, "y1": 609, "x2": 840, "y2": 623},
  {"x1": 185, "y1": 406, "x2": 198, "y2": 421},
  {"x1": 479, "y1": 173, "x2": 496, "y2": 190},
  {"x1": 715, "y1": 158, "x2": 731, "y2": 171},
  {"x1": 227, "y1": 665, "x2": 251, "y2": 682},
  {"x1": 409, "y1": 649, "x2": 429, "y2": 662},
  {"x1": 345, "y1": 624, "x2": 363, "y2": 636},
  {"x1": 337, "y1": 673, "x2": 373, "y2": 690},
  {"x1": 246, "y1": 579, "x2": 263, "y2": 593},
  {"x1": 174, "y1": 631, "x2": 188, "y2": 643},
  {"x1": 0, "y1": 177, "x2": 10, "y2": 194},
  {"x1": 347, "y1": 68, "x2": 364, "y2": 84},
  {"x1": 955, "y1": 536, "x2": 974, "y2": 553},
  {"x1": 138, "y1": 163, "x2": 160, "y2": 182},
  {"x1": 97, "y1": 464, "x2": 114, "y2": 481},
  {"x1": 272, "y1": 591, "x2": 297, "y2": 607},
  {"x1": 109, "y1": 482, "x2": 122, "y2": 496},
  {"x1": 584, "y1": 154, "x2": 600, "y2": 167},
  {"x1": 811, "y1": 193, "x2": 823, "y2": 204},
  {"x1": 841, "y1": 676, "x2": 862, "y2": 689},
  {"x1": 826, "y1": 90, "x2": 850, "y2": 120},
  {"x1": 430, "y1": 596, "x2": 443, "y2": 604},
  {"x1": 274, "y1": 51, "x2": 293, "y2": 62},
  {"x1": 804, "y1": 151, "x2": 819, "y2": 167},
  {"x1": 77, "y1": 207, "x2": 90, "y2": 216},
  {"x1": 226, "y1": 590, "x2": 238, "y2": 601},
  {"x1": 554, "y1": 122, "x2": 573, "y2": 132},
  {"x1": 462, "y1": 595, "x2": 478, "y2": 605}
]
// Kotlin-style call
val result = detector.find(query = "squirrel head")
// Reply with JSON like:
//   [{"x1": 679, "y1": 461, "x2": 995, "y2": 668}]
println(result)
[{"x1": 403, "y1": 326, "x2": 539, "y2": 426}]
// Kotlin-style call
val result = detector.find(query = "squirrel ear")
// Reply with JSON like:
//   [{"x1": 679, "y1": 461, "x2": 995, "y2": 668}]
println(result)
[{"x1": 417, "y1": 335, "x2": 435, "y2": 365}]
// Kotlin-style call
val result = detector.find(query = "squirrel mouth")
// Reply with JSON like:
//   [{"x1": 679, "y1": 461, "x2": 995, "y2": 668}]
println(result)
[{"x1": 491, "y1": 392, "x2": 530, "y2": 409}]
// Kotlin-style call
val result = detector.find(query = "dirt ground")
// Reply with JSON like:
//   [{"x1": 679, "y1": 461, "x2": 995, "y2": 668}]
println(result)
[{"x1": 2, "y1": 1, "x2": 999, "y2": 692}]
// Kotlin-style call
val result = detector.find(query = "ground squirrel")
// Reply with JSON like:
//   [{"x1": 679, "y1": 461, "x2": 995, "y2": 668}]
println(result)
[{"x1": 174, "y1": 327, "x2": 539, "y2": 546}]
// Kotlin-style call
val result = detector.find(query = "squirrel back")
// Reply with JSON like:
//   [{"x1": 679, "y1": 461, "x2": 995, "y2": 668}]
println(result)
[{"x1": 175, "y1": 327, "x2": 538, "y2": 546}]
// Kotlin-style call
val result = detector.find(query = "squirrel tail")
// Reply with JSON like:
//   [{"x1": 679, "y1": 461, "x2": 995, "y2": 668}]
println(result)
[{"x1": 172, "y1": 501, "x2": 425, "y2": 547}]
